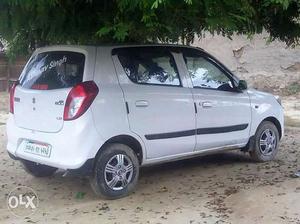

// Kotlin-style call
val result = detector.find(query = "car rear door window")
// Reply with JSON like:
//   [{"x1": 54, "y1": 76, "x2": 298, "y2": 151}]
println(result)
[
  {"x1": 115, "y1": 47, "x2": 181, "y2": 86},
  {"x1": 20, "y1": 51, "x2": 85, "y2": 90}
]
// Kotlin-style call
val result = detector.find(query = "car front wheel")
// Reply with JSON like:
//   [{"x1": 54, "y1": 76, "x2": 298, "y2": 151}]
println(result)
[
  {"x1": 249, "y1": 121, "x2": 280, "y2": 162},
  {"x1": 90, "y1": 143, "x2": 139, "y2": 199}
]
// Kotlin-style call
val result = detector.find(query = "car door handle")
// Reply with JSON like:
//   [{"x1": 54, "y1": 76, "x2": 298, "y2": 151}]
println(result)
[
  {"x1": 135, "y1": 100, "x2": 149, "y2": 107},
  {"x1": 202, "y1": 101, "x2": 213, "y2": 108}
]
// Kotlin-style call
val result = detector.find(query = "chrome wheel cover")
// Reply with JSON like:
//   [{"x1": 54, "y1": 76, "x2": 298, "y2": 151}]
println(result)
[
  {"x1": 104, "y1": 154, "x2": 134, "y2": 191},
  {"x1": 259, "y1": 129, "x2": 277, "y2": 156}
]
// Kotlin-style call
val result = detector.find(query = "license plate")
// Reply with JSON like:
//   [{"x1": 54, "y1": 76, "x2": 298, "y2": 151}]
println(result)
[{"x1": 22, "y1": 140, "x2": 52, "y2": 158}]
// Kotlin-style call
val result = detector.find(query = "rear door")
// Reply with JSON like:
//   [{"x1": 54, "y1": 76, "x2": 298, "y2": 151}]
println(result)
[
  {"x1": 181, "y1": 48, "x2": 251, "y2": 150},
  {"x1": 112, "y1": 47, "x2": 196, "y2": 159},
  {"x1": 14, "y1": 51, "x2": 86, "y2": 133}
]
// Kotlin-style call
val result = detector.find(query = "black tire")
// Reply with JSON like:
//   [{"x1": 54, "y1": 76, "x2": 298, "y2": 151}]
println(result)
[
  {"x1": 249, "y1": 121, "x2": 280, "y2": 162},
  {"x1": 21, "y1": 160, "x2": 57, "y2": 177},
  {"x1": 90, "y1": 143, "x2": 139, "y2": 199}
]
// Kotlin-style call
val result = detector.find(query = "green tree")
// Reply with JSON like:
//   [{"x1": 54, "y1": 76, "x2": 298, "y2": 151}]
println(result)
[{"x1": 0, "y1": 0, "x2": 299, "y2": 58}]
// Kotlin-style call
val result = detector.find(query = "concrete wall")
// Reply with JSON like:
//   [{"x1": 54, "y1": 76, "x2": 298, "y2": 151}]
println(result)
[{"x1": 192, "y1": 33, "x2": 300, "y2": 95}]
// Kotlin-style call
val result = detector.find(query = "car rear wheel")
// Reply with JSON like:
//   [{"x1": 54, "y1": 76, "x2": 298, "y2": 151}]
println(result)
[
  {"x1": 249, "y1": 121, "x2": 280, "y2": 162},
  {"x1": 90, "y1": 143, "x2": 139, "y2": 199},
  {"x1": 21, "y1": 160, "x2": 57, "y2": 177}
]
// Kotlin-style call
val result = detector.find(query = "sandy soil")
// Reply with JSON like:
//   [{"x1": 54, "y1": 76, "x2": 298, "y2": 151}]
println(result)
[
  {"x1": 0, "y1": 124, "x2": 299, "y2": 224},
  {"x1": 0, "y1": 92, "x2": 8, "y2": 125}
]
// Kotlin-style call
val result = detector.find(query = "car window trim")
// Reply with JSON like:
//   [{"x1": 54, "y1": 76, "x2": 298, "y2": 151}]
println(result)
[
  {"x1": 129, "y1": 81, "x2": 183, "y2": 88},
  {"x1": 192, "y1": 85, "x2": 237, "y2": 93}
]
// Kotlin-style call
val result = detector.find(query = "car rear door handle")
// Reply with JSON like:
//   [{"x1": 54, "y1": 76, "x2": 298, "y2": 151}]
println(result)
[
  {"x1": 202, "y1": 101, "x2": 213, "y2": 108},
  {"x1": 135, "y1": 100, "x2": 149, "y2": 107}
]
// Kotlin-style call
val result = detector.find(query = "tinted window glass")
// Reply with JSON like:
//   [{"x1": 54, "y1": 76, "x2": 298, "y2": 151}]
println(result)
[
  {"x1": 116, "y1": 48, "x2": 181, "y2": 86},
  {"x1": 184, "y1": 55, "x2": 233, "y2": 91},
  {"x1": 20, "y1": 51, "x2": 85, "y2": 90}
]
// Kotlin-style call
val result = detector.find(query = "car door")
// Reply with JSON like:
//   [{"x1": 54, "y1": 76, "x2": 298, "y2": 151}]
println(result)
[
  {"x1": 112, "y1": 46, "x2": 196, "y2": 159},
  {"x1": 181, "y1": 48, "x2": 251, "y2": 151}
]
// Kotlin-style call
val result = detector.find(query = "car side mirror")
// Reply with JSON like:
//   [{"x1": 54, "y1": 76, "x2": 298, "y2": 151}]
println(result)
[{"x1": 237, "y1": 80, "x2": 247, "y2": 90}]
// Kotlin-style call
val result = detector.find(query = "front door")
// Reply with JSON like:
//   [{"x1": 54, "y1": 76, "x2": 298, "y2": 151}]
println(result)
[
  {"x1": 112, "y1": 47, "x2": 196, "y2": 159},
  {"x1": 181, "y1": 48, "x2": 251, "y2": 150}
]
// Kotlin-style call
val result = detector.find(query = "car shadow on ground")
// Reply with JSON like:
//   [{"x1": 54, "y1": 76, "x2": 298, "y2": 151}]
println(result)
[
  {"x1": 139, "y1": 150, "x2": 252, "y2": 178},
  {"x1": 42, "y1": 150, "x2": 252, "y2": 197}
]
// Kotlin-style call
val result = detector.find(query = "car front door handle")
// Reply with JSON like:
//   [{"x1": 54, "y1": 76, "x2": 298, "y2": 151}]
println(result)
[
  {"x1": 135, "y1": 100, "x2": 149, "y2": 107},
  {"x1": 202, "y1": 101, "x2": 213, "y2": 108}
]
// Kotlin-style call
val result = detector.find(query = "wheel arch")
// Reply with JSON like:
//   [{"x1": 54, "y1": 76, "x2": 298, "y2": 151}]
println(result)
[
  {"x1": 262, "y1": 116, "x2": 282, "y2": 139},
  {"x1": 243, "y1": 116, "x2": 283, "y2": 152},
  {"x1": 95, "y1": 135, "x2": 144, "y2": 165}
]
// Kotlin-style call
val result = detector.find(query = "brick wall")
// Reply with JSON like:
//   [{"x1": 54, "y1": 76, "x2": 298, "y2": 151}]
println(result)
[
  {"x1": 0, "y1": 53, "x2": 8, "y2": 91},
  {"x1": 0, "y1": 53, "x2": 28, "y2": 91}
]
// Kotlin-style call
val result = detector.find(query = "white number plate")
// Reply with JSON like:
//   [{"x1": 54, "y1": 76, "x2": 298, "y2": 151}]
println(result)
[{"x1": 22, "y1": 140, "x2": 52, "y2": 158}]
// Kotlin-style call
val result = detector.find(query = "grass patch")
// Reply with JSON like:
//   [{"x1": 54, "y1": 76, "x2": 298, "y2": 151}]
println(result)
[{"x1": 285, "y1": 82, "x2": 300, "y2": 95}]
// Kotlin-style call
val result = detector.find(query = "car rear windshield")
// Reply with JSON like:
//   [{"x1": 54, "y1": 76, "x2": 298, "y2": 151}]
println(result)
[{"x1": 19, "y1": 51, "x2": 85, "y2": 90}]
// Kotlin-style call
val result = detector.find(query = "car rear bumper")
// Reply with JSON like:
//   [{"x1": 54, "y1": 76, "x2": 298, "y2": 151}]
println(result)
[
  {"x1": 8, "y1": 151, "x2": 95, "y2": 176},
  {"x1": 6, "y1": 111, "x2": 104, "y2": 170}
]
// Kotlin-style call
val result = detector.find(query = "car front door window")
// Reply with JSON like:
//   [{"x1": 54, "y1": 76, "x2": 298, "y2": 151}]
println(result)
[{"x1": 185, "y1": 55, "x2": 234, "y2": 91}]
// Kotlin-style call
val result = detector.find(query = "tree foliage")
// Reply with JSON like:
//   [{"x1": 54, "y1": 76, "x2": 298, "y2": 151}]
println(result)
[{"x1": 0, "y1": 0, "x2": 300, "y2": 58}]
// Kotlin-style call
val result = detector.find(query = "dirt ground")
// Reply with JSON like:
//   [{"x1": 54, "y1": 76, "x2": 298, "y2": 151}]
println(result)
[{"x1": 0, "y1": 35, "x2": 300, "y2": 223}]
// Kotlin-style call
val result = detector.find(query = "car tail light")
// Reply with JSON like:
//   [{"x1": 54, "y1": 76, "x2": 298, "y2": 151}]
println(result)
[
  {"x1": 9, "y1": 81, "x2": 18, "y2": 114},
  {"x1": 63, "y1": 81, "x2": 99, "y2": 121}
]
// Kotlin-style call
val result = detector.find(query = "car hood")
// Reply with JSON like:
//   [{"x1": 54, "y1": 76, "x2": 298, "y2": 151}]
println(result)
[
  {"x1": 246, "y1": 88, "x2": 279, "y2": 105},
  {"x1": 247, "y1": 88, "x2": 274, "y2": 97}
]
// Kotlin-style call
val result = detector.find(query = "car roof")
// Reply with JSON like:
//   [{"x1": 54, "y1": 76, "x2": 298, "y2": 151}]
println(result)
[{"x1": 36, "y1": 43, "x2": 205, "y2": 53}]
